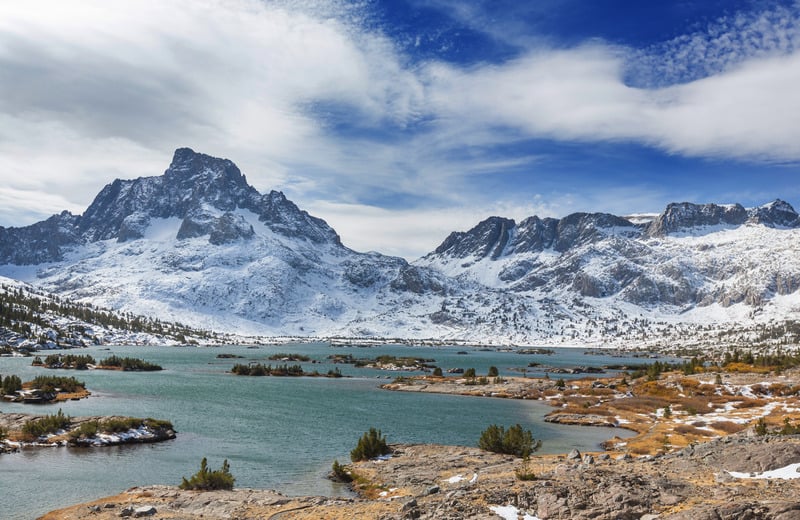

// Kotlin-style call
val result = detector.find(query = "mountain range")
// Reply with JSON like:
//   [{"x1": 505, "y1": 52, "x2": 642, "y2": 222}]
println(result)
[{"x1": 1, "y1": 148, "x2": 799, "y2": 349}]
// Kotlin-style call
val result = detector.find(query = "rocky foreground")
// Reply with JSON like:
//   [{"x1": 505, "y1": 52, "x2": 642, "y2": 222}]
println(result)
[{"x1": 42, "y1": 434, "x2": 800, "y2": 520}]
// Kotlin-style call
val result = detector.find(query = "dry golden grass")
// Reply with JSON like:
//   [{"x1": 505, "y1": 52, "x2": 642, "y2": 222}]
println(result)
[
  {"x1": 673, "y1": 424, "x2": 708, "y2": 436},
  {"x1": 709, "y1": 421, "x2": 747, "y2": 434},
  {"x1": 724, "y1": 362, "x2": 772, "y2": 374},
  {"x1": 543, "y1": 368, "x2": 800, "y2": 455},
  {"x1": 733, "y1": 398, "x2": 768, "y2": 409},
  {"x1": 55, "y1": 388, "x2": 91, "y2": 401},
  {"x1": 587, "y1": 387, "x2": 616, "y2": 397}
]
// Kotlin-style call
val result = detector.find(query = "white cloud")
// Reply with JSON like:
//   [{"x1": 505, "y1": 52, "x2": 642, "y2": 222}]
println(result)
[
  {"x1": 628, "y1": 2, "x2": 800, "y2": 86},
  {"x1": 421, "y1": 42, "x2": 800, "y2": 162},
  {"x1": 0, "y1": 0, "x2": 798, "y2": 253},
  {"x1": 0, "y1": 0, "x2": 423, "y2": 224},
  {"x1": 653, "y1": 52, "x2": 800, "y2": 160}
]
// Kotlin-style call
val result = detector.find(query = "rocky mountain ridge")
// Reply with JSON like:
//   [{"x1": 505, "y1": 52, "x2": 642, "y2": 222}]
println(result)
[{"x1": 1, "y1": 148, "x2": 799, "y2": 349}]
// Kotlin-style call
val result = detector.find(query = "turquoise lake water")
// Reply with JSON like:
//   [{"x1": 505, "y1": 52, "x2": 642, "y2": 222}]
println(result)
[{"x1": 0, "y1": 343, "x2": 650, "y2": 519}]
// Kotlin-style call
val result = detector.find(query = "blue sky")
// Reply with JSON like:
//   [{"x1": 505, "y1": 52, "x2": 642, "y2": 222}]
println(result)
[{"x1": 0, "y1": 0, "x2": 799, "y2": 258}]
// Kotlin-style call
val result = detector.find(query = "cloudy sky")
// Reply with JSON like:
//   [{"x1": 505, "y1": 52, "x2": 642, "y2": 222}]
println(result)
[{"x1": 1, "y1": 0, "x2": 799, "y2": 258}]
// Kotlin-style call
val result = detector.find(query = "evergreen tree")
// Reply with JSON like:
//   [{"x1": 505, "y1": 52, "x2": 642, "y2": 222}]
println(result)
[{"x1": 350, "y1": 428, "x2": 390, "y2": 462}]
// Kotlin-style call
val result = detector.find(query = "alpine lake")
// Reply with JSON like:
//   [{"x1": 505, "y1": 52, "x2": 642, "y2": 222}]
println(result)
[{"x1": 0, "y1": 342, "x2": 660, "y2": 519}]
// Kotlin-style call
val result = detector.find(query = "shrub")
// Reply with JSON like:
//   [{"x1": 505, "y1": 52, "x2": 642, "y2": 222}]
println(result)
[
  {"x1": 144, "y1": 418, "x2": 174, "y2": 430},
  {"x1": 102, "y1": 417, "x2": 143, "y2": 433},
  {"x1": 179, "y1": 458, "x2": 235, "y2": 491},
  {"x1": 478, "y1": 424, "x2": 540, "y2": 458},
  {"x1": 331, "y1": 459, "x2": 353, "y2": 482},
  {"x1": 515, "y1": 457, "x2": 537, "y2": 481},
  {"x1": 478, "y1": 424, "x2": 505, "y2": 453},
  {"x1": 41, "y1": 353, "x2": 96, "y2": 369},
  {"x1": 488, "y1": 366, "x2": 499, "y2": 377},
  {"x1": 1, "y1": 374, "x2": 22, "y2": 394},
  {"x1": 28, "y1": 375, "x2": 85, "y2": 393},
  {"x1": 268, "y1": 353, "x2": 311, "y2": 362},
  {"x1": 464, "y1": 368, "x2": 476, "y2": 379},
  {"x1": 21, "y1": 409, "x2": 71, "y2": 440},
  {"x1": 0, "y1": 425, "x2": 7, "y2": 441},
  {"x1": 779, "y1": 418, "x2": 800, "y2": 435},
  {"x1": 754, "y1": 417, "x2": 768, "y2": 436},
  {"x1": 432, "y1": 367, "x2": 443, "y2": 377},
  {"x1": 100, "y1": 355, "x2": 162, "y2": 371},
  {"x1": 70, "y1": 420, "x2": 99, "y2": 440},
  {"x1": 350, "y1": 428, "x2": 390, "y2": 462}
]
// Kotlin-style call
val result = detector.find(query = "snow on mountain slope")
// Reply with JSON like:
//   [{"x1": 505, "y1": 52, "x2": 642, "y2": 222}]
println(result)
[
  {"x1": 1, "y1": 148, "x2": 799, "y2": 349},
  {"x1": 416, "y1": 202, "x2": 800, "y2": 348}
]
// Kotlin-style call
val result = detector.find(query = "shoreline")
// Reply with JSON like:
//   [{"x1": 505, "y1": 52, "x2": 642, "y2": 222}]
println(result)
[
  {"x1": 381, "y1": 368, "x2": 800, "y2": 456},
  {"x1": 14, "y1": 352, "x2": 800, "y2": 518},
  {"x1": 39, "y1": 435, "x2": 800, "y2": 519}
]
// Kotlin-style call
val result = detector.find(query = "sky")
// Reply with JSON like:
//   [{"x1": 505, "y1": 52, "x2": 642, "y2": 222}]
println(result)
[{"x1": 1, "y1": 0, "x2": 799, "y2": 259}]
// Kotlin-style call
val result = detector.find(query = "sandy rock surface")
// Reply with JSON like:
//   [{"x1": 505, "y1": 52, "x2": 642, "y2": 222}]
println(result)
[{"x1": 41, "y1": 435, "x2": 800, "y2": 520}]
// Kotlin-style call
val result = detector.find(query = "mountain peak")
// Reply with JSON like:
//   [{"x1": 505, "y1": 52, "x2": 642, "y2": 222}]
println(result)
[
  {"x1": 647, "y1": 202, "x2": 747, "y2": 236},
  {"x1": 0, "y1": 149, "x2": 344, "y2": 263},
  {"x1": 748, "y1": 199, "x2": 799, "y2": 227},
  {"x1": 432, "y1": 216, "x2": 516, "y2": 260},
  {"x1": 166, "y1": 147, "x2": 246, "y2": 186}
]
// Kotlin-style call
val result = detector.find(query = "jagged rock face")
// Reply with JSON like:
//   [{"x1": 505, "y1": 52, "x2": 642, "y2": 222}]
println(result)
[
  {"x1": 647, "y1": 202, "x2": 748, "y2": 236},
  {"x1": 0, "y1": 211, "x2": 80, "y2": 264},
  {"x1": 432, "y1": 217, "x2": 515, "y2": 261},
  {"x1": 77, "y1": 148, "x2": 263, "y2": 242},
  {"x1": 390, "y1": 265, "x2": 447, "y2": 295},
  {"x1": 552, "y1": 212, "x2": 636, "y2": 252},
  {"x1": 511, "y1": 216, "x2": 559, "y2": 253},
  {"x1": 208, "y1": 213, "x2": 255, "y2": 245},
  {"x1": 0, "y1": 148, "x2": 342, "y2": 265},
  {"x1": 748, "y1": 199, "x2": 799, "y2": 227},
  {"x1": 258, "y1": 190, "x2": 341, "y2": 245},
  {"x1": 425, "y1": 212, "x2": 635, "y2": 264},
  {"x1": 117, "y1": 213, "x2": 151, "y2": 243}
]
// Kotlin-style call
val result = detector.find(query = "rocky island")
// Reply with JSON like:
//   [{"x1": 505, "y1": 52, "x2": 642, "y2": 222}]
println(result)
[
  {"x1": 1, "y1": 373, "x2": 90, "y2": 404},
  {"x1": 0, "y1": 411, "x2": 175, "y2": 453}
]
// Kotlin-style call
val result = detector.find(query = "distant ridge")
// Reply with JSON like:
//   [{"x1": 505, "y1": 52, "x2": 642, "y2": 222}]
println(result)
[{"x1": 1, "y1": 149, "x2": 799, "y2": 349}]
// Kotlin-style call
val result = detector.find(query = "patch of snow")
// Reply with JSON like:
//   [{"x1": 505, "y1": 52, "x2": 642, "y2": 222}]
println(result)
[
  {"x1": 728, "y1": 463, "x2": 800, "y2": 480},
  {"x1": 489, "y1": 504, "x2": 541, "y2": 520}
]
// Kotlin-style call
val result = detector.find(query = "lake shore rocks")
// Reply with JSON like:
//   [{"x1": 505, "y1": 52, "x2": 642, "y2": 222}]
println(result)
[{"x1": 40, "y1": 434, "x2": 800, "y2": 519}]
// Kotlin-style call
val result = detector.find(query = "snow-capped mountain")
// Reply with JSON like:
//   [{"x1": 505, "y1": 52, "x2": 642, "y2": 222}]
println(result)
[
  {"x1": 1, "y1": 148, "x2": 799, "y2": 349},
  {"x1": 418, "y1": 200, "x2": 800, "y2": 309}
]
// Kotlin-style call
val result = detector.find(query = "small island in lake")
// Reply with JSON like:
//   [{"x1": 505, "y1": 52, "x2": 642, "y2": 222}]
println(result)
[
  {"x1": 0, "y1": 411, "x2": 175, "y2": 453},
  {"x1": 327, "y1": 353, "x2": 437, "y2": 371},
  {"x1": 1, "y1": 373, "x2": 90, "y2": 404},
  {"x1": 32, "y1": 353, "x2": 163, "y2": 371},
  {"x1": 231, "y1": 362, "x2": 344, "y2": 378}
]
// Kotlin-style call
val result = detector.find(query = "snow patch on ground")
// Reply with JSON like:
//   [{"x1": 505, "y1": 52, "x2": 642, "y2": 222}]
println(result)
[
  {"x1": 728, "y1": 463, "x2": 800, "y2": 480},
  {"x1": 490, "y1": 504, "x2": 541, "y2": 520}
]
